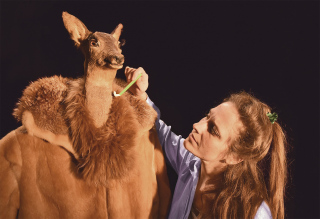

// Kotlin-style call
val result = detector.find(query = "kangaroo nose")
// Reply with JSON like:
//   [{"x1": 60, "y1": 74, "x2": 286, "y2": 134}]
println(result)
[{"x1": 113, "y1": 55, "x2": 124, "y2": 64}]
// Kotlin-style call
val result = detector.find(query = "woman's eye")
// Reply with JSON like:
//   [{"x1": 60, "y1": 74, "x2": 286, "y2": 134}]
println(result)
[
  {"x1": 207, "y1": 122, "x2": 215, "y2": 135},
  {"x1": 210, "y1": 127, "x2": 217, "y2": 136},
  {"x1": 208, "y1": 121, "x2": 219, "y2": 137}
]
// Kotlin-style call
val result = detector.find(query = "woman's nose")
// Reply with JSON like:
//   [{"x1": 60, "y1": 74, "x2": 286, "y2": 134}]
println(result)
[
  {"x1": 192, "y1": 123, "x2": 198, "y2": 133},
  {"x1": 193, "y1": 119, "x2": 207, "y2": 133}
]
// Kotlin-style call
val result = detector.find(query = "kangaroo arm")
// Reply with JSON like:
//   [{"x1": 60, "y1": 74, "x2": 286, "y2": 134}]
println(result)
[
  {"x1": 22, "y1": 111, "x2": 77, "y2": 157},
  {"x1": 13, "y1": 75, "x2": 77, "y2": 157}
]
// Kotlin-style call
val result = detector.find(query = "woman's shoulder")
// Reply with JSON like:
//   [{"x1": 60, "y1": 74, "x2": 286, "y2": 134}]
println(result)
[{"x1": 254, "y1": 201, "x2": 272, "y2": 219}]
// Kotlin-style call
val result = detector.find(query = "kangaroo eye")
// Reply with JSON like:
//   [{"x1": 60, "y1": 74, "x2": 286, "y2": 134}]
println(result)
[{"x1": 90, "y1": 39, "x2": 99, "y2": 47}]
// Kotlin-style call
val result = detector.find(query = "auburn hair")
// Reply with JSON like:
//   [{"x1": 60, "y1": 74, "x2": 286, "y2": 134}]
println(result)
[{"x1": 199, "y1": 91, "x2": 287, "y2": 219}]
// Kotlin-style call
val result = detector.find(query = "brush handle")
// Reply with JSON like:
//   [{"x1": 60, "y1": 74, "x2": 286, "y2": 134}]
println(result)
[{"x1": 119, "y1": 73, "x2": 143, "y2": 96}]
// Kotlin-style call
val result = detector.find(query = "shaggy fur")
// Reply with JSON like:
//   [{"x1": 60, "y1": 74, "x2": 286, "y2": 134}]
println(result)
[
  {"x1": 64, "y1": 77, "x2": 156, "y2": 185},
  {"x1": 13, "y1": 75, "x2": 69, "y2": 135},
  {"x1": 13, "y1": 76, "x2": 157, "y2": 185},
  {"x1": 2, "y1": 76, "x2": 171, "y2": 218}
]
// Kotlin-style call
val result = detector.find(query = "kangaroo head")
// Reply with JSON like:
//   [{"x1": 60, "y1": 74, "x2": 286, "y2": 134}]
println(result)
[{"x1": 62, "y1": 12, "x2": 125, "y2": 70}]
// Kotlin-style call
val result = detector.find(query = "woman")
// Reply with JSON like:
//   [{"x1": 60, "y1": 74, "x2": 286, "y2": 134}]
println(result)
[{"x1": 124, "y1": 67, "x2": 287, "y2": 219}]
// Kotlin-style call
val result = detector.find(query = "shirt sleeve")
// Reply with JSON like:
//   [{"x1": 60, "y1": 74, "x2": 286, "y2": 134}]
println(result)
[
  {"x1": 254, "y1": 201, "x2": 273, "y2": 219},
  {"x1": 146, "y1": 97, "x2": 190, "y2": 174}
]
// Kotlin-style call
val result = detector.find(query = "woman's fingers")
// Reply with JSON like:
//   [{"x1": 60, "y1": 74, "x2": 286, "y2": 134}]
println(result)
[
  {"x1": 125, "y1": 66, "x2": 137, "y2": 82},
  {"x1": 125, "y1": 66, "x2": 145, "y2": 82},
  {"x1": 133, "y1": 67, "x2": 145, "y2": 80},
  {"x1": 124, "y1": 66, "x2": 149, "y2": 97},
  {"x1": 124, "y1": 66, "x2": 134, "y2": 82}
]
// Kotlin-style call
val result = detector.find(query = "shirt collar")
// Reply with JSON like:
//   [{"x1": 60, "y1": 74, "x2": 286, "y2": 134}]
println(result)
[{"x1": 188, "y1": 156, "x2": 201, "y2": 178}]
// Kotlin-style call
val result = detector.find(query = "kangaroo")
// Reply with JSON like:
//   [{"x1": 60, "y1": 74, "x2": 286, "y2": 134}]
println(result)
[
  {"x1": 62, "y1": 11, "x2": 125, "y2": 128},
  {"x1": 0, "y1": 12, "x2": 171, "y2": 218}
]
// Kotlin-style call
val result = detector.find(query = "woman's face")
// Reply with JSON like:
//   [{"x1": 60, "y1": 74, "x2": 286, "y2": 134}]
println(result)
[{"x1": 184, "y1": 101, "x2": 242, "y2": 164}]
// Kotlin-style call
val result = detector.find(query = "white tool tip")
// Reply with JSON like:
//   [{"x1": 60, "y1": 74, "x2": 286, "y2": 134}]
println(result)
[{"x1": 113, "y1": 91, "x2": 121, "y2": 97}]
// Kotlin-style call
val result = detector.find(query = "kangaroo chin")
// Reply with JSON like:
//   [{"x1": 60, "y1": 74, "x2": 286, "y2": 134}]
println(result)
[{"x1": 107, "y1": 63, "x2": 123, "y2": 69}]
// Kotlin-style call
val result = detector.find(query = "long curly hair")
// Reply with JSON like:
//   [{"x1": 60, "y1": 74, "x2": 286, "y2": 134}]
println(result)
[{"x1": 199, "y1": 91, "x2": 287, "y2": 219}]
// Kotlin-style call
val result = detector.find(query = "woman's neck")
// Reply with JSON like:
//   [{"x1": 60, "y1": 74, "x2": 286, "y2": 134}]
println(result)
[
  {"x1": 199, "y1": 160, "x2": 226, "y2": 186},
  {"x1": 193, "y1": 161, "x2": 226, "y2": 213},
  {"x1": 193, "y1": 160, "x2": 226, "y2": 214}
]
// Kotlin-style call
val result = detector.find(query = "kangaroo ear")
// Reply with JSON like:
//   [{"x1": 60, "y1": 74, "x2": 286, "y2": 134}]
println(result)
[
  {"x1": 111, "y1": 23, "x2": 123, "y2": 41},
  {"x1": 62, "y1": 12, "x2": 91, "y2": 47}
]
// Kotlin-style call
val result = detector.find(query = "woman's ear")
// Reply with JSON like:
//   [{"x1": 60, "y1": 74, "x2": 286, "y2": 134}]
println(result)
[{"x1": 225, "y1": 153, "x2": 243, "y2": 165}]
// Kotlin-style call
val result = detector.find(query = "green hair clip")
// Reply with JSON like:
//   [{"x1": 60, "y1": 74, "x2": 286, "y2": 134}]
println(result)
[{"x1": 267, "y1": 112, "x2": 278, "y2": 124}]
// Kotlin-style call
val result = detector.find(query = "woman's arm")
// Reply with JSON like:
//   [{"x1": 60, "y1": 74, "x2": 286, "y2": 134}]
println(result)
[
  {"x1": 124, "y1": 67, "x2": 191, "y2": 173},
  {"x1": 146, "y1": 97, "x2": 190, "y2": 173}
]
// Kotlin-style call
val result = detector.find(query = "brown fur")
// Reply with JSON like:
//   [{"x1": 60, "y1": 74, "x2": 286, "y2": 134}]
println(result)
[
  {"x1": 13, "y1": 75, "x2": 69, "y2": 135},
  {"x1": 1, "y1": 76, "x2": 171, "y2": 218},
  {"x1": 64, "y1": 77, "x2": 156, "y2": 184},
  {"x1": 13, "y1": 76, "x2": 158, "y2": 185}
]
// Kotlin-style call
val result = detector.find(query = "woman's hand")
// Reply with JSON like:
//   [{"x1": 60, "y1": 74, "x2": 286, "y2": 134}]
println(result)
[{"x1": 124, "y1": 66, "x2": 148, "y2": 100}]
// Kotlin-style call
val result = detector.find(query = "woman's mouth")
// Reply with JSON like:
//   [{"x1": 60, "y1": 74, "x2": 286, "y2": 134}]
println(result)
[{"x1": 189, "y1": 133, "x2": 197, "y2": 144}]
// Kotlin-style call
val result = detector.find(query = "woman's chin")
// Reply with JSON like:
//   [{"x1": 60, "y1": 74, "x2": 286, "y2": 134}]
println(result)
[
  {"x1": 184, "y1": 139, "x2": 197, "y2": 156},
  {"x1": 183, "y1": 139, "x2": 190, "y2": 150}
]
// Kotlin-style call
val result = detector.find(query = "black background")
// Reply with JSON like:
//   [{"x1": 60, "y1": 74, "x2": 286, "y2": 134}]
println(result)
[{"x1": 0, "y1": 1, "x2": 319, "y2": 218}]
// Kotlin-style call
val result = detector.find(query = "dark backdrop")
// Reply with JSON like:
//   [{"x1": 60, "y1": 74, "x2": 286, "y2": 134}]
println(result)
[{"x1": 0, "y1": 1, "x2": 319, "y2": 218}]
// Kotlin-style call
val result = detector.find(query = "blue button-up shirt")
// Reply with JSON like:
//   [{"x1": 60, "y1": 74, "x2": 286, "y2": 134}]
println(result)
[{"x1": 147, "y1": 97, "x2": 272, "y2": 219}]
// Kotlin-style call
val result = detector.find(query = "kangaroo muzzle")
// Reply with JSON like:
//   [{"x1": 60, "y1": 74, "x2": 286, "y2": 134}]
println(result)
[{"x1": 104, "y1": 54, "x2": 124, "y2": 69}]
